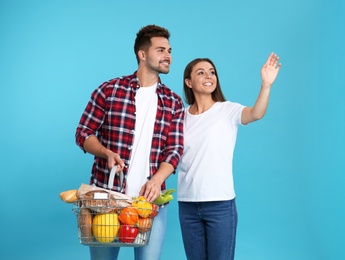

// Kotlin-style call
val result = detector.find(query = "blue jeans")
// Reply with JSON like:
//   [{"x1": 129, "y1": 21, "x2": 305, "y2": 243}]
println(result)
[
  {"x1": 178, "y1": 199, "x2": 238, "y2": 260},
  {"x1": 90, "y1": 206, "x2": 168, "y2": 260}
]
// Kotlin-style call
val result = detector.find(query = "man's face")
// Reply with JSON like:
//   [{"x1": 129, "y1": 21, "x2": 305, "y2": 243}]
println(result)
[{"x1": 143, "y1": 37, "x2": 172, "y2": 74}]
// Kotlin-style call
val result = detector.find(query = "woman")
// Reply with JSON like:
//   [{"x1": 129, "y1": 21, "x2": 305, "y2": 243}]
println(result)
[{"x1": 178, "y1": 53, "x2": 281, "y2": 260}]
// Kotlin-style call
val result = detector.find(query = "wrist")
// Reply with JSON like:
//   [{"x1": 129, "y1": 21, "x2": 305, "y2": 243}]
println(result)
[
  {"x1": 150, "y1": 174, "x2": 165, "y2": 186},
  {"x1": 261, "y1": 82, "x2": 272, "y2": 90},
  {"x1": 103, "y1": 147, "x2": 115, "y2": 159}
]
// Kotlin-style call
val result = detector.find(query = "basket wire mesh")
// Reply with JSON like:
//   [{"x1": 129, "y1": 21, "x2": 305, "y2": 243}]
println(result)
[{"x1": 72, "y1": 198, "x2": 157, "y2": 247}]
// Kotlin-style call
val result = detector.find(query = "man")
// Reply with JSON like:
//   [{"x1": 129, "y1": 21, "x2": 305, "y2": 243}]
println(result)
[{"x1": 75, "y1": 24, "x2": 184, "y2": 260}]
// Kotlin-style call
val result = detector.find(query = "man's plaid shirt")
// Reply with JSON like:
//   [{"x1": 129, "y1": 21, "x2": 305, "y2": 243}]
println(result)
[{"x1": 76, "y1": 71, "x2": 184, "y2": 192}]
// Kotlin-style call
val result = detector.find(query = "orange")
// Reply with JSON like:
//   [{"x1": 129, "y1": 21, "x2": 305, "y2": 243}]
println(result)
[{"x1": 118, "y1": 207, "x2": 139, "y2": 225}]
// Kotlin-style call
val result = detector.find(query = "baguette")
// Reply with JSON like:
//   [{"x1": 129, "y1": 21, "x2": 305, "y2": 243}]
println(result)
[{"x1": 59, "y1": 189, "x2": 78, "y2": 203}]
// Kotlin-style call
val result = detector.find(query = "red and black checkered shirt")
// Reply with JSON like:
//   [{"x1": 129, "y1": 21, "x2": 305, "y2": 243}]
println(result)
[{"x1": 76, "y1": 71, "x2": 184, "y2": 192}]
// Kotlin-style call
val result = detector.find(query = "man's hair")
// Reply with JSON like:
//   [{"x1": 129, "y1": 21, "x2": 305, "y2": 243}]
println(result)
[
  {"x1": 183, "y1": 58, "x2": 226, "y2": 105},
  {"x1": 134, "y1": 25, "x2": 170, "y2": 64}
]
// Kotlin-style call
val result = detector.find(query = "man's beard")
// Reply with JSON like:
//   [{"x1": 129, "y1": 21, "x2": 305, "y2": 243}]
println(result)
[{"x1": 147, "y1": 60, "x2": 170, "y2": 75}]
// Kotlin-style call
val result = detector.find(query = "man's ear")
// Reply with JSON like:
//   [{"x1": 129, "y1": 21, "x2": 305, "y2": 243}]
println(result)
[{"x1": 138, "y1": 50, "x2": 145, "y2": 61}]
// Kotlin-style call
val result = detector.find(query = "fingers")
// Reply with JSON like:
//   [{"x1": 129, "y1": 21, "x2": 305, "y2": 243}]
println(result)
[
  {"x1": 144, "y1": 188, "x2": 158, "y2": 202},
  {"x1": 114, "y1": 154, "x2": 125, "y2": 167},
  {"x1": 268, "y1": 52, "x2": 278, "y2": 66},
  {"x1": 139, "y1": 186, "x2": 145, "y2": 197},
  {"x1": 107, "y1": 153, "x2": 126, "y2": 170},
  {"x1": 140, "y1": 182, "x2": 160, "y2": 202},
  {"x1": 268, "y1": 52, "x2": 282, "y2": 69},
  {"x1": 267, "y1": 52, "x2": 275, "y2": 64}
]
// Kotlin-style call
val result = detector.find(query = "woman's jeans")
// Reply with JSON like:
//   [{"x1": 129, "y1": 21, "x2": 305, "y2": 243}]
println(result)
[
  {"x1": 178, "y1": 199, "x2": 238, "y2": 260},
  {"x1": 90, "y1": 205, "x2": 168, "y2": 260}
]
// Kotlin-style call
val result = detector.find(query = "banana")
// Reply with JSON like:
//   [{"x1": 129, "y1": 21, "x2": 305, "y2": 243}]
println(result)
[
  {"x1": 154, "y1": 189, "x2": 175, "y2": 205},
  {"x1": 59, "y1": 189, "x2": 78, "y2": 203}
]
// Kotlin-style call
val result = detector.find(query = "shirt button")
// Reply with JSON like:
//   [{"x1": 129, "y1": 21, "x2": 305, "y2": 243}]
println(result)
[{"x1": 128, "y1": 146, "x2": 132, "y2": 150}]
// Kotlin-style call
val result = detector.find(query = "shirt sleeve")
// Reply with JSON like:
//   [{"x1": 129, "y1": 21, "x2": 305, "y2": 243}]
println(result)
[
  {"x1": 75, "y1": 84, "x2": 107, "y2": 151},
  {"x1": 224, "y1": 101, "x2": 245, "y2": 126},
  {"x1": 159, "y1": 96, "x2": 185, "y2": 171}
]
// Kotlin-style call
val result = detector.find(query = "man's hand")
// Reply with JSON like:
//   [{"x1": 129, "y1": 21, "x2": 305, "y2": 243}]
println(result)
[
  {"x1": 139, "y1": 177, "x2": 163, "y2": 202},
  {"x1": 138, "y1": 162, "x2": 174, "y2": 202},
  {"x1": 106, "y1": 152, "x2": 125, "y2": 172}
]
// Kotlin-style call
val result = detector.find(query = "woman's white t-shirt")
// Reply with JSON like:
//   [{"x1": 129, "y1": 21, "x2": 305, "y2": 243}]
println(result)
[{"x1": 178, "y1": 101, "x2": 245, "y2": 202}]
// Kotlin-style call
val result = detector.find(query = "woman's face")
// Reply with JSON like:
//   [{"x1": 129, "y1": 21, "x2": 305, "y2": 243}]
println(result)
[{"x1": 185, "y1": 61, "x2": 217, "y2": 95}]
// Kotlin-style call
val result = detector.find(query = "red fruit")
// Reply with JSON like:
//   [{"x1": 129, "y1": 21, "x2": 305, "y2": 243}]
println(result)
[{"x1": 118, "y1": 225, "x2": 139, "y2": 243}]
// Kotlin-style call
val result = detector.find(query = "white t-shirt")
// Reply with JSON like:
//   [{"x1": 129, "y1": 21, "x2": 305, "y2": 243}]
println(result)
[
  {"x1": 126, "y1": 84, "x2": 158, "y2": 197},
  {"x1": 178, "y1": 101, "x2": 245, "y2": 202}
]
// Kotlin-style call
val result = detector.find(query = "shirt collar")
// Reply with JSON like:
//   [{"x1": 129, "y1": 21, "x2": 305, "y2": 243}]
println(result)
[{"x1": 131, "y1": 71, "x2": 164, "y2": 91}]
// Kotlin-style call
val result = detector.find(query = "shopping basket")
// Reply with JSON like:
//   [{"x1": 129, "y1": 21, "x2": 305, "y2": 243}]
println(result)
[{"x1": 72, "y1": 195, "x2": 158, "y2": 247}]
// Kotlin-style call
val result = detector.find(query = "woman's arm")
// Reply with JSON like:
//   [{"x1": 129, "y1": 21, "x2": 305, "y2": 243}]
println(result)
[{"x1": 242, "y1": 52, "x2": 282, "y2": 125}]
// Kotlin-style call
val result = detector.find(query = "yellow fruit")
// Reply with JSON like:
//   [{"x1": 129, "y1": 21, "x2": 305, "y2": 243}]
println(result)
[
  {"x1": 92, "y1": 213, "x2": 120, "y2": 243},
  {"x1": 132, "y1": 196, "x2": 152, "y2": 218}
]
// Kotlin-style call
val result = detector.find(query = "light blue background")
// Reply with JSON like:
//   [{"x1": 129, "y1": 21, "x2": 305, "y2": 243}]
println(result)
[{"x1": 1, "y1": 0, "x2": 344, "y2": 259}]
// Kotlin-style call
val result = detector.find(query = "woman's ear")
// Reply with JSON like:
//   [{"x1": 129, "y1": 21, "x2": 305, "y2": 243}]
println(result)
[{"x1": 185, "y1": 79, "x2": 192, "y2": 88}]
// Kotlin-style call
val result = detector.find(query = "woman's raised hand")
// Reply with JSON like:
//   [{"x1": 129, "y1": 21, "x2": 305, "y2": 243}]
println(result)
[{"x1": 261, "y1": 52, "x2": 282, "y2": 88}]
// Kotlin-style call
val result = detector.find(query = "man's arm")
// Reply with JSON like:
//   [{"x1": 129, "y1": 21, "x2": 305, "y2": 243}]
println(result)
[
  {"x1": 83, "y1": 135, "x2": 125, "y2": 172},
  {"x1": 139, "y1": 162, "x2": 174, "y2": 202}
]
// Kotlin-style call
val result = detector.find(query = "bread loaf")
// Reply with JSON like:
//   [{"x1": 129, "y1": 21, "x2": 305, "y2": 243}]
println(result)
[
  {"x1": 81, "y1": 190, "x2": 121, "y2": 213},
  {"x1": 78, "y1": 208, "x2": 93, "y2": 243},
  {"x1": 76, "y1": 184, "x2": 133, "y2": 212},
  {"x1": 59, "y1": 190, "x2": 78, "y2": 203}
]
